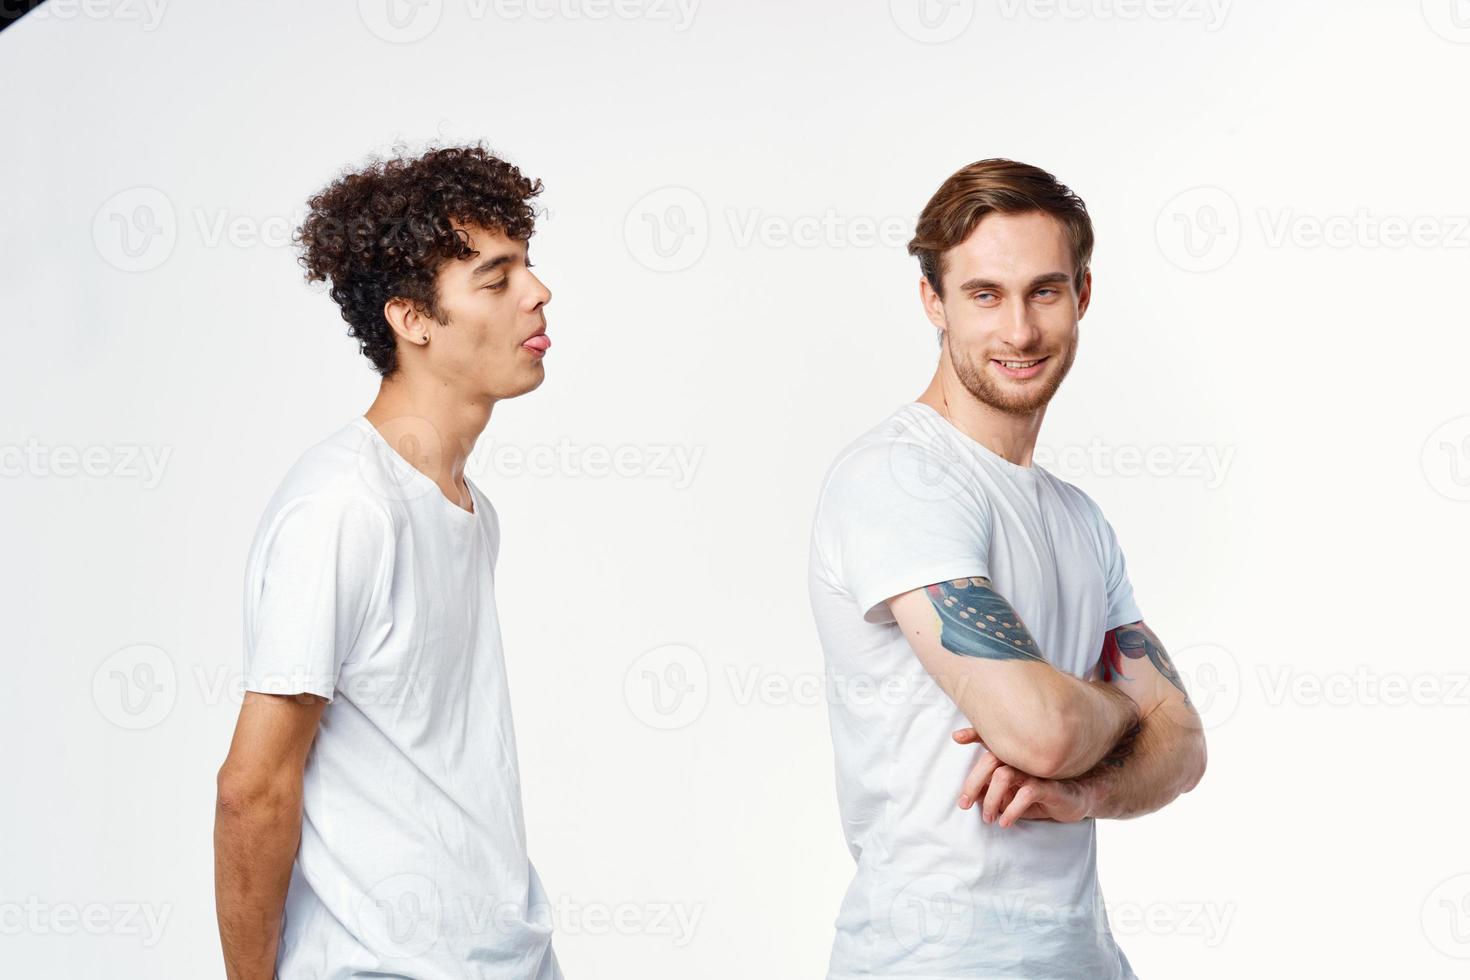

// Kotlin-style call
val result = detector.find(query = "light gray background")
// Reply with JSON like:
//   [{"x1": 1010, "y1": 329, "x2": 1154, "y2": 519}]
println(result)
[{"x1": 2, "y1": 0, "x2": 1468, "y2": 976}]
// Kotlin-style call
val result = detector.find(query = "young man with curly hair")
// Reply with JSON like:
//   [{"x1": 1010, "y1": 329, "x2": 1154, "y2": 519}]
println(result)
[
  {"x1": 213, "y1": 145, "x2": 560, "y2": 980},
  {"x1": 808, "y1": 160, "x2": 1207, "y2": 978}
]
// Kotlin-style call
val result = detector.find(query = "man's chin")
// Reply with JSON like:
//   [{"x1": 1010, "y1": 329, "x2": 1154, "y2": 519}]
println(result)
[
  {"x1": 483, "y1": 367, "x2": 546, "y2": 402},
  {"x1": 963, "y1": 366, "x2": 1060, "y2": 415},
  {"x1": 517, "y1": 365, "x2": 548, "y2": 395},
  {"x1": 988, "y1": 391, "x2": 1055, "y2": 416}
]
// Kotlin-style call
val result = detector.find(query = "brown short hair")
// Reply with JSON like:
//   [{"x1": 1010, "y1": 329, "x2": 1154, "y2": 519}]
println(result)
[{"x1": 907, "y1": 159, "x2": 1093, "y2": 297}]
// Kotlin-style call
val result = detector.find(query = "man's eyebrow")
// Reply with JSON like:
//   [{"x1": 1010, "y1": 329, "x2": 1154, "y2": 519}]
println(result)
[
  {"x1": 956, "y1": 271, "x2": 1071, "y2": 293},
  {"x1": 469, "y1": 253, "x2": 517, "y2": 277}
]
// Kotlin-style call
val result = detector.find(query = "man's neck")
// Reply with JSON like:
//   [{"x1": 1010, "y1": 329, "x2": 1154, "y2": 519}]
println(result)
[
  {"x1": 363, "y1": 377, "x2": 494, "y2": 503},
  {"x1": 916, "y1": 368, "x2": 1045, "y2": 468}
]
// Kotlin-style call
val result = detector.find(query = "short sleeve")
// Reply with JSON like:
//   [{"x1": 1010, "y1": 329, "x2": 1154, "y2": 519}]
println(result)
[
  {"x1": 814, "y1": 439, "x2": 991, "y2": 625},
  {"x1": 1085, "y1": 496, "x2": 1143, "y2": 631},
  {"x1": 243, "y1": 493, "x2": 395, "y2": 701}
]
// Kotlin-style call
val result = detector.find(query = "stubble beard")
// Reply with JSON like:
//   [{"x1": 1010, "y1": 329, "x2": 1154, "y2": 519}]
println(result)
[{"x1": 946, "y1": 329, "x2": 1078, "y2": 418}]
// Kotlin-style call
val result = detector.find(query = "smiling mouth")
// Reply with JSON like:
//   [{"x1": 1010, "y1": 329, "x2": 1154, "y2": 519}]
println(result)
[{"x1": 990, "y1": 356, "x2": 1048, "y2": 378}]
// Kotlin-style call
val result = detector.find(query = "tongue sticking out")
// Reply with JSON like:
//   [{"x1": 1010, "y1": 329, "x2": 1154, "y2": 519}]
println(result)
[{"x1": 523, "y1": 334, "x2": 551, "y2": 352}]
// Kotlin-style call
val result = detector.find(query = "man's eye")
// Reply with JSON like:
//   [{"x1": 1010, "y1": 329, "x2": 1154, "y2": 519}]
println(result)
[
  {"x1": 975, "y1": 292, "x2": 996, "y2": 303},
  {"x1": 484, "y1": 280, "x2": 508, "y2": 291},
  {"x1": 1035, "y1": 288, "x2": 1057, "y2": 298}
]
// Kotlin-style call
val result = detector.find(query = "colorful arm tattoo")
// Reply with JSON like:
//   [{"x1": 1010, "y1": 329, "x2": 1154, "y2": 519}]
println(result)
[
  {"x1": 1098, "y1": 622, "x2": 1191, "y2": 706},
  {"x1": 923, "y1": 577, "x2": 1046, "y2": 664}
]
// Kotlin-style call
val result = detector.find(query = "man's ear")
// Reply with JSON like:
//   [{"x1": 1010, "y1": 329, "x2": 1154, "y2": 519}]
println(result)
[
  {"x1": 920, "y1": 275, "x2": 947, "y2": 333},
  {"x1": 1076, "y1": 267, "x2": 1092, "y2": 320},
  {"x1": 383, "y1": 297, "x2": 430, "y2": 346}
]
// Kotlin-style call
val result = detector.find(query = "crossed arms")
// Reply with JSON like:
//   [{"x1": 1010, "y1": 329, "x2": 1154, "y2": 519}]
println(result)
[{"x1": 889, "y1": 576, "x2": 1206, "y2": 828}]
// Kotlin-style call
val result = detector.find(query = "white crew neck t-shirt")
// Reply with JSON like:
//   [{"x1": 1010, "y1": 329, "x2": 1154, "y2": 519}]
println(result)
[
  {"x1": 808, "y1": 402, "x2": 1143, "y2": 980},
  {"x1": 241, "y1": 416, "x2": 560, "y2": 980}
]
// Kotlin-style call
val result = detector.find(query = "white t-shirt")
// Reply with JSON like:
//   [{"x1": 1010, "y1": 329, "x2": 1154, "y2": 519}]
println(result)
[
  {"x1": 241, "y1": 416, "x2": 560, "y2": 980},
  {"x1": 808, "y1": 402, "x2": 1143, "y2": 980}
]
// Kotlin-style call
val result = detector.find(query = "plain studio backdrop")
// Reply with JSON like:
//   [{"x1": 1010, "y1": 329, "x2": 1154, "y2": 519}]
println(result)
[{"x1": 2, "y1": 1, "x2": 1468, "y2": 976}]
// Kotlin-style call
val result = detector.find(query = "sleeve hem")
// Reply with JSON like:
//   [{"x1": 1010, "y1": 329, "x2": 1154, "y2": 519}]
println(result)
[
  {"x1": 243, "y1": 675, "x2": 336, "y2": 703},
  {"x1": 1104, "y1": 601, "x2": 1144, "y2": 633}
]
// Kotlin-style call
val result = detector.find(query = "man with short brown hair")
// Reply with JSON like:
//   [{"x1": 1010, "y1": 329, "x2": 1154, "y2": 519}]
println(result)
[{"x1": 808, "y1": 159, "x2": 1206, "y2": 978}]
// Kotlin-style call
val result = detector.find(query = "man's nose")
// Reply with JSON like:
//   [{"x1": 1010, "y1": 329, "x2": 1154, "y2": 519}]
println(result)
[
  {"x1": 1000, "y1": 298, "x2": 1041, "y2": 350},
  {"x1": 525, "y1": 273, "x2": 551, "y2": 310}
]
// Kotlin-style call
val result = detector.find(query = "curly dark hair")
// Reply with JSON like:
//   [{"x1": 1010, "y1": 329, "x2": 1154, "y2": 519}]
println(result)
[{"x1": 296, "y1": 144, "x2": 543, "y2": 377}]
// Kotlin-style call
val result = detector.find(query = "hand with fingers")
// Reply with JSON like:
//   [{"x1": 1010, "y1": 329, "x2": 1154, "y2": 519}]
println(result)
[{"x1": 951, "y1": 728, "x2": 1095, "y2": 828}]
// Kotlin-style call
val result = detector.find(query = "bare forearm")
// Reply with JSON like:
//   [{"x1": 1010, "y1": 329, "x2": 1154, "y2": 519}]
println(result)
[
  {"x1": 1075, "y1": 703, "x2": 1206, "y2": 819},
  {"x1": 214, "y1": 790, "x2": 301, "y2": 980}
]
